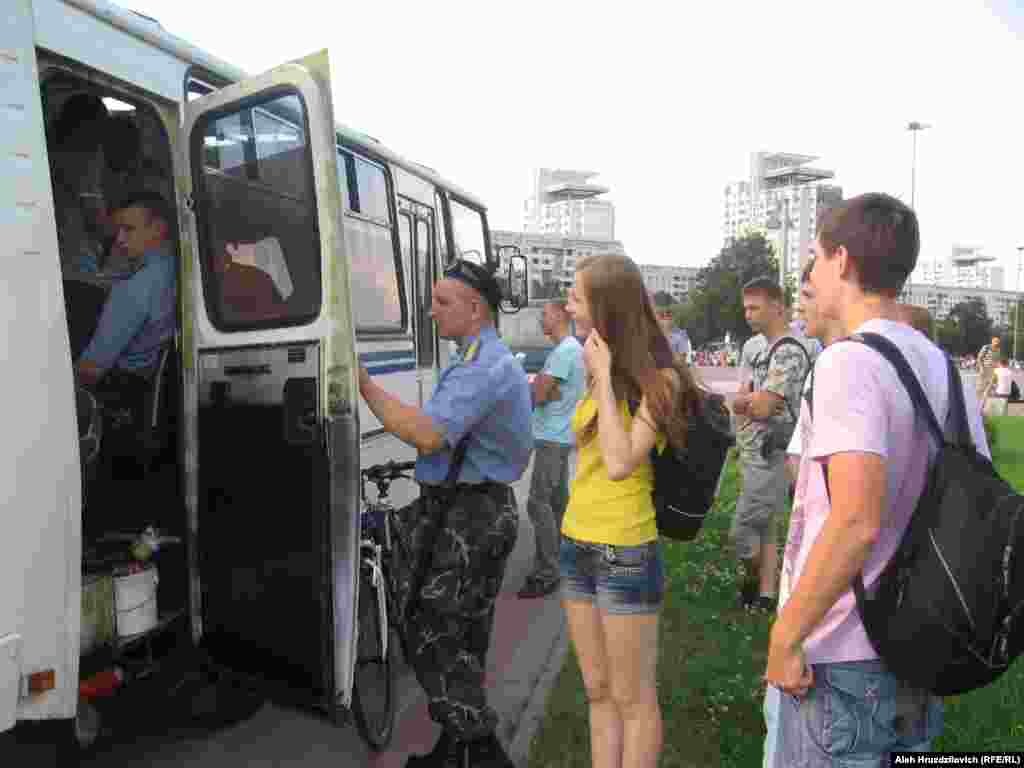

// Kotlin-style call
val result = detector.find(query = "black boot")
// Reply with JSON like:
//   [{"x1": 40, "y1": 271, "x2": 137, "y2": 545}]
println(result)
[{"x1": 405, "y1": 730, "x2": 456, "y2": 768}]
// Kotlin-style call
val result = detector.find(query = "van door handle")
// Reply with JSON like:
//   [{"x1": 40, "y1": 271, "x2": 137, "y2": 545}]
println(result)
[{"x1": 224, "y1": 364, "x2": 271, "y2": 377}]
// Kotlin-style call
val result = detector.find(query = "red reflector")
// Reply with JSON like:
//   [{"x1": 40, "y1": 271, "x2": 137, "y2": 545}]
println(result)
[{"x1": 27, "y1": 669, "x2": 56, "y2": 693}]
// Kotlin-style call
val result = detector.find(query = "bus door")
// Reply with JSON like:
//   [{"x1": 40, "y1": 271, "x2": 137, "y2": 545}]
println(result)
[{"x1": 178, "y1": 51, "x2": 360, "y2": 715}]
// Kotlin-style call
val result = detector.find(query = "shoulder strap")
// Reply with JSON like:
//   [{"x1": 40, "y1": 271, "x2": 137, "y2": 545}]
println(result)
[
  {"x1": 443, "y1": 437, "x2": 471, "y2": 488},
  {"x1": 803, "y1": 364, "x2": 816, "y2": 415},
  {"x1": 762, "y1": 336, "x2": 813, "y2": 422},
  {"x1": 819, "y1": 331, "x2": 945, "y2": 502},
  {"x1": 766, "y1": 335, "x2": 813, "y2": 369},
  {"x1": 943, "y1": 351, "x2": 974, "y2": 450},
  {"x1": 848, "y1": 332, "x2": 946, "y2": 447}
]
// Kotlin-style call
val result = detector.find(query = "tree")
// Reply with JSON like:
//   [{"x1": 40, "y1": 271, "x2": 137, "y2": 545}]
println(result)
[
  {"x1": 936, "y1": 299, "x2": 994, "y2": 357},
  {"x1": 652, "y1": 290, "x2": 675, "y2": 307},
  {"x1": 676, "y1": 233, "x2": 780, "y2": 349}
]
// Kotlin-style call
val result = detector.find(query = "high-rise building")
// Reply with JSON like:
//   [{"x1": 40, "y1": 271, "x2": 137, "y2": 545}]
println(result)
[
  {"x1": 523, "y1": 168, "x2": 616, "y2": 241},
  {"x1": 723, "y1": 151, "x2": 843, "y2": 286},
  {"x1": 639, "y1": 264, "x2": 699, "y2": 303},
  {"x1": 915, "y1": 245, "x2": 1004, "y2": 291}
]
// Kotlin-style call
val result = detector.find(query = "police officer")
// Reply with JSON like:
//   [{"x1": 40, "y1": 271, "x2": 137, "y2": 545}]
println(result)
[{"x1": 358, "y1": 259, "x2": 532, "y2": 768}]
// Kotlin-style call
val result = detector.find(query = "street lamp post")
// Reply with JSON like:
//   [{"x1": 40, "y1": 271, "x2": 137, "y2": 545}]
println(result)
[
  {"x1": 907, "y1": 121, "x2": 931, "y2": 210},
  {"x1": 1015, "y1": 245, "x2": 1023, "y2": 364}
]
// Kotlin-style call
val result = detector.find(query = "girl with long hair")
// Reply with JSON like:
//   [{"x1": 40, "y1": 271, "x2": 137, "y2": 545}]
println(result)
[{"x1": 561, "y1": 254, "x2": 702, "y2": 768}]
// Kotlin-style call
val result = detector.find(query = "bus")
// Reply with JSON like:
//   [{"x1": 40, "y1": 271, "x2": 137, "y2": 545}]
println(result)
[{"x1": 1, "y1": 0, "x2": 525, "y2": 755}]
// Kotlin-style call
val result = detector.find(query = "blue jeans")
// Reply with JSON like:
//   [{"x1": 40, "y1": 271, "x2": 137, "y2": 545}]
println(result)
[
  {"x1": 776, "y1": 659, "x2": 943, "y2": 767},
  {"x1": 559, "y1": 536, "x2": 664, "y2": 615}
]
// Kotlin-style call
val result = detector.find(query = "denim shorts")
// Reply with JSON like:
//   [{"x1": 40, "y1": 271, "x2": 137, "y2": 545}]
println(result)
[
  {"x1": 559, "y1": 535, "x2": 664, "y2": 615},
  {"x1": 776, "y1": 659, "x2": 943, "y2": 767}
]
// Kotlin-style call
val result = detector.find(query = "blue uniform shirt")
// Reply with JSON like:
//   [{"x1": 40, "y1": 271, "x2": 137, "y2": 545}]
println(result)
[
  {"x1": 80, "y1": 243, "x2": 176, "y2": 376},
  {"x1": 418, "y1": 325, "x2": 533, "y2": 485}
]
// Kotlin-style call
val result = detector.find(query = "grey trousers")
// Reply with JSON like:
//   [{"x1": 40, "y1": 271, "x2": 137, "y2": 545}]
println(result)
[{"x1": 526, "y1": 440, "x2": 572, "y2": 584}]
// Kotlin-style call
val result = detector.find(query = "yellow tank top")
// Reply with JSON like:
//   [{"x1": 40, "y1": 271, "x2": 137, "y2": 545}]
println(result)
[{"x1": 562, "y1": 394, "x2": 664, "y2": 546}]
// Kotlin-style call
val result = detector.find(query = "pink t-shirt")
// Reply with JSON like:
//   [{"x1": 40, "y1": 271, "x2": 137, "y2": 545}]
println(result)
[{"x1": 782, "y1": 319, "x2": 991, "y2": 664}]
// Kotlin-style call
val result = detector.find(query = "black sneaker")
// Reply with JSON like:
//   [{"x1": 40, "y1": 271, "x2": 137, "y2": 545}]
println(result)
[
  {"x1": 738, "y1": 581, "x2": 758, "y2": 610},
  {"x1": 753, "y1": 596, "x2": 777, "y2": 614}
]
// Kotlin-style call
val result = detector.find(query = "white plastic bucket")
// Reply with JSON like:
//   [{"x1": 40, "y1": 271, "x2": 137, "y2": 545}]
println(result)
[{"x1": 114, "y1": 566, "x2": 158, "y2": 638}]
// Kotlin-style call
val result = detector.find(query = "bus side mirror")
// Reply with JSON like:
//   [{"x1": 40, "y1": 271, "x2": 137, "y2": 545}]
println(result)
[{"x1": 497, "y1": 245, "x2": 527, "y2": 313}]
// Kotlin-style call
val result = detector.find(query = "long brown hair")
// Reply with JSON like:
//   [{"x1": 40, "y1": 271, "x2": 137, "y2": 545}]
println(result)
[{"x1": 576, "y1": 255, "x2": 701, "y2": 453}]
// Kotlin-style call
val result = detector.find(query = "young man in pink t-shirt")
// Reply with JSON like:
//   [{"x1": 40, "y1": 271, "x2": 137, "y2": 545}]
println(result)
[{"x1": 765, "y1": 193, "x2": 990, "y2": 766}]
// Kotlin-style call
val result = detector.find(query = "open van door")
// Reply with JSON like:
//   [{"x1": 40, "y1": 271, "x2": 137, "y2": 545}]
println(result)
[{"x1": 176, "y1": 51, "x2": 360, "y2": 718}]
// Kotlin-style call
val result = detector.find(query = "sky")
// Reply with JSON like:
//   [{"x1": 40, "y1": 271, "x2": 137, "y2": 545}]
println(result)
[{"x1": 131, "y1": 0, "x2": 1024, "y2": 283}]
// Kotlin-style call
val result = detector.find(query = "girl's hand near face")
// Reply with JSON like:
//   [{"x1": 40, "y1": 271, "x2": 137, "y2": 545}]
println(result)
[{"x1": 584, "y1": 329, "x2": 612, "y2": 383}]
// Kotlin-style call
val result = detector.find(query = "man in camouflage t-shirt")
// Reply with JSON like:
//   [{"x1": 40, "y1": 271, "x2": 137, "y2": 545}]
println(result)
[{"x1": 732, "y1": 277, "x2": 812, "y2": 612}]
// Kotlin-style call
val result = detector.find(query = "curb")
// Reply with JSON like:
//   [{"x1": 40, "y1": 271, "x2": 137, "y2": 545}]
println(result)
[{"x1": 507, "y1": 611, "x2": 569, "y2": 768}]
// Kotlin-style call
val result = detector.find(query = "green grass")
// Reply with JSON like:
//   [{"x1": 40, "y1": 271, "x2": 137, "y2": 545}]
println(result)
[{"x1": 528, "y1": 417, "x2": 1024, "y2": 767}]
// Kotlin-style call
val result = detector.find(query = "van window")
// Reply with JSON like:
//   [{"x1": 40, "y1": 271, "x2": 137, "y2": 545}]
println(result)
[
  {"x1": 194, "y1": 92, "x2": 321, "y2": 330},
  {"x1": 354, "y1": 157, "x2": 389, "y2": 222},
  {"x1": 449, "y1": 197, "x2": 487, "y2": 264},
  {"x1": 342, "y1": 150, "x2": 404, "y2": 331},
  {"x1": 336, "y1": 148, "x2": 351, "y2": 209}
]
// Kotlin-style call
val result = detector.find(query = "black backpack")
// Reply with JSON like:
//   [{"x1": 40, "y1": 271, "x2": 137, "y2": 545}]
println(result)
[
  {"x1": 639, "y1": 383, "x2": 735, "y2": 541},
  {"x1": 1011, "y1": 379, "x2": 1022, "y2": 403},
  {"x1": 823, "y1": 332, "x2": 1024, "y2": 696}
]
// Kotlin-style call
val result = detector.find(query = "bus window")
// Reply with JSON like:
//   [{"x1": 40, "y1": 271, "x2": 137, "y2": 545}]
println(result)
[
  {"x1": 195, "y1": 92, "x2": 321, "y2": 330},
  {"x1": 343, "y1": 151, "x2": 404, "y2": 332},
  {"x1": 449, "y1": 197, "x2": 487, "y2": 265},
  {"x1": 436, "y1": 192, "x2": 450, "y2": 265}
]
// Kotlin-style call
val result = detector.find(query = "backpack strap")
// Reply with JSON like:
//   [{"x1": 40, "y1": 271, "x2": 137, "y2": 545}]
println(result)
[
  {"x1": 850, "y1": 332, "x2": 947, "y2": 447},
  {"x1": 817, "y1": 331, "x2": 953, "y2": 501},
  {"x1": 943, "y1": 351, "x2": 974, "y2": 451},
  {"x1": 760, "y1": 336, "x2": 813, "y2": 424}
]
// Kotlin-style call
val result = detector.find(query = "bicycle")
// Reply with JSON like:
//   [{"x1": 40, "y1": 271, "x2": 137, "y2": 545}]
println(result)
[{"x1": 350, "y1": 459, "x2": 416, "y2": 750}]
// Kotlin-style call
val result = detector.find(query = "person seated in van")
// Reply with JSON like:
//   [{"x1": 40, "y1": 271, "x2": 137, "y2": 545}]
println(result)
[
  {"x1": 210, "y1": 236, "x2": 292, "y2": 323},
  {"x1": 76, "y1": 190, "x2": 176, "y2": 412},
  {"x1": 49, "y1": 93, "x2": 111, "y2": 274}
]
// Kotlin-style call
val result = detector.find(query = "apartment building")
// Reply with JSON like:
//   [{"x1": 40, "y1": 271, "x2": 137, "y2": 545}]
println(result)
[
  {"x1": 523, "y1": 168, "x2": 616, "y2": 241},
  {"x1": 723, "y1": 151, "x2": 843, "y2": 285},
  {"x1": 639, "y1": 263, "x2": 699, "y2": 303},
  {"x1": 899, "y1": 282, "x2": 1020, "y2": 327},
  {"x1": 492, "y1": 229, "x2": 626, "y2": 293}
]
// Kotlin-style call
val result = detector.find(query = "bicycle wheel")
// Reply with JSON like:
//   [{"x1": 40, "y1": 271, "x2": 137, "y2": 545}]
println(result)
[{"x1": 351, "y1": 560, "x2": 396, "y2": 750}]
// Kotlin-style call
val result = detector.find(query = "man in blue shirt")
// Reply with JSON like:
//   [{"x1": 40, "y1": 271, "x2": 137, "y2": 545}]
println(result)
[
  {"x1": 657, "y1": 306, "x2": 691, "y2": 361},
  {"x1": 518, "y1": 301, "x2": 584, "y2": 598},
  {"x1": 359, "y1": 259, "x2": 531, "y2": 768},
  {"x1": 76, "y1": 191, "x2": 176, "y2": 417}
]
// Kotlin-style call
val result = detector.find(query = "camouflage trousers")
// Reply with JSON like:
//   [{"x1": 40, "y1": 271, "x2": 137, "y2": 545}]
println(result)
[{"x1": 390, "y1": 483, "x2": 519, "y2": 740}]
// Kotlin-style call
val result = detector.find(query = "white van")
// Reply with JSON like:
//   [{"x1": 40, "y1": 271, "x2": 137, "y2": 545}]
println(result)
[{"x1": 1, "y1": 0, "x2": 525, "y2": 756}]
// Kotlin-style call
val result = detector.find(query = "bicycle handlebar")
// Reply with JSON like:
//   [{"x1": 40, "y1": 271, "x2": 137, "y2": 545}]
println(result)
[{"x1": 362, "y1": 460, "x2": 416, "y2": 484}]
